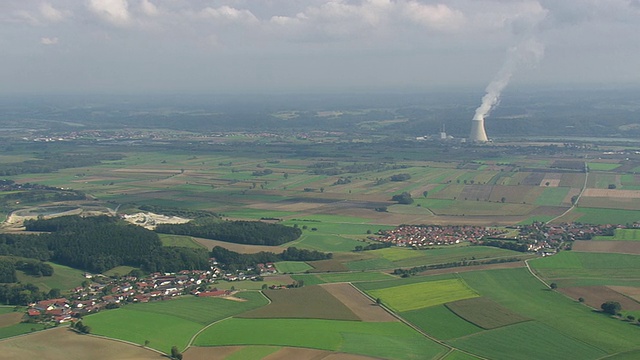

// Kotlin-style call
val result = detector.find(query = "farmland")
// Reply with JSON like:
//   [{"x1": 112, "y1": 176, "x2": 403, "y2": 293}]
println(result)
[
  {"x1": 193, "y1": 318, "x2": 449, "y2": 360},
  {"x1": 82, "y1": 292, "x2": 268, "y2": 353},
  {"x1": 368, "y1": 279, "x2": 479, "y2": 312},
  {"x1": 1, "y1": 124, "x2": 640, "y2": 359}
]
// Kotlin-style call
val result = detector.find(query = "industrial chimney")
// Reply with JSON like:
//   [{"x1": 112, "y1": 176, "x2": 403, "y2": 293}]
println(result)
[{"x1": 469, "y1": 116, "x2": 488, "y2": 142}]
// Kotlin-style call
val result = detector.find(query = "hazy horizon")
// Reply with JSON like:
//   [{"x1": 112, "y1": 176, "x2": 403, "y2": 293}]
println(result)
[{"x1": 2, "y1": 1, "x2": 640, "y2": 95}]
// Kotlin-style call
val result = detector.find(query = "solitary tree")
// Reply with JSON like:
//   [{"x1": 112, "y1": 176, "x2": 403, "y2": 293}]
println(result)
[
  {"x1": 144, "y1": 340, "x2": 150, "y2": 347},
  {"x1": 171, "y1": 346, "x2": 183, "y2": 360},
  {"x1": 549, "y1": 282, "x2": 558, "y2": 290},
  {"x1": 601, "y1": 301, "x2": 622, "y2": 315}
]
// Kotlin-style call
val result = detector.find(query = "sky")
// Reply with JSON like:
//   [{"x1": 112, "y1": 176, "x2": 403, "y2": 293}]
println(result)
[{"x1": 1, "y1": 0, "x2": 640, "y2": 94}]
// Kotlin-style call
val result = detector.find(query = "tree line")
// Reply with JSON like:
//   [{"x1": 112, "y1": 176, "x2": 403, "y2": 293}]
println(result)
[
  {"x1": 211, "y1": 246, "x2": 331, "y2": 272},
  {"x1": 155, "y1": 218, "x2": 302, "y2": 246},
  {"x1": 20, "y1": 215, "x2": 210, "y2": 273}
]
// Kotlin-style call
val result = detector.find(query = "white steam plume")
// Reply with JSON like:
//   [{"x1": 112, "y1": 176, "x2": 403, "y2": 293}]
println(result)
[{"x1": 473, "y1": 38, "x2": 544, "y2": 121}]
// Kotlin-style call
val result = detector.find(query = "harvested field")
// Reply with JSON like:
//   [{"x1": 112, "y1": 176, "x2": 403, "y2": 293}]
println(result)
[
  {"x1": 488, "y1": 185, "x2": 542, "y2": 204},
  {"x1": 0, "y1": 312, "x2": 23, "y2": 327},
  {"x1": 582, "y1": 189, "x2": 640, "y2": 198},
  {"x1": 193, "y1": 237, "x2": 288, "y2": 253},
  {"x1": 445, "y1": 297, "x2": 530, "y2": 329},
  {"x1": 521, "y1": 173, "x2": 546, "y2": 186},
  {"x1": 459, "y1": 185, "x2": 492, "y2": 201},
  {"x1": 607, "y1": 286, "x2": 640, "y2": 302},
  {"x1": 572, "y1": 240, "x2": 640, "y2": 255},
  {"x1": 320, "y1": 283, "x2": 398, "y2": 322},
  {"x1": 184, "y1": 346, "x2": 382, "y2": 360},
  {"x1": 558, "y1": 286, "x2": 640, "y2": 311},
  {"x1": 0, "y1": 327, "x2": 161, "y2": 360},
  {"x1": 579, "y1": 197, "x2": 640, "y2": 210},
  {"x1": 238, "y1": 285, "x2": 360, "y2": 321}
]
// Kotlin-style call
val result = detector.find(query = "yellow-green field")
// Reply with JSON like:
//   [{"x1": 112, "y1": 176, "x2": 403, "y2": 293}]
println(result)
[{"x1": 368, "y1": 278, "x2": 479, "y2": 312}]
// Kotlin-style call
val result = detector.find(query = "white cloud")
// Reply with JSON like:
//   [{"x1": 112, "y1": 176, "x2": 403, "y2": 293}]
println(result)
[
  {"x1": 139, "y1": 0, "x2": 158, "y2": 17},
  {"x1": 198, "y1": 5, "x2": 258, "y2": 24},
  {"x1": 402, "y1": 2, "x2": 465, "y2": 32},
  {"x1": 40, "y1": 3, "x2": 68, "y2": 22},
  {"x1": 41, "y1": 36, "x2": 59, "y2": 45},
  {"x1": 88, "y1": 0, "x2": 131, "y2": 26}
]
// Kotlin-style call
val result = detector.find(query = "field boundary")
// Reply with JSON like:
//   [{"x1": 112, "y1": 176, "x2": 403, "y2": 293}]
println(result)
[
  {"x1": 185, "y1": 290, "x2": 271, "y2": 351},
  {"x1": 349, "y1": 282, "x2": 488, "y2": 360}
]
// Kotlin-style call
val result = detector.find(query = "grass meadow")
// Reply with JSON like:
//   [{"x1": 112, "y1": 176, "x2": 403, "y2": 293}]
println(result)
[
  {"x1": 573, "y1": 207, "x2": 640, "y2": 224},
  {"x1": 458, "y1": 268, "x2": 639, "y2": 354},
  {"x1": 594, "y1": 228, "x2": 640, "y2": 241},
  {"x1": 83, "y1": 292, "x2": 268, "y2": 353},
  {"x1": 529, "y1": 251, "x2": 640, "y2": 286},
  {"x1": 274, "y1": 261, "x2": 313, "y2": 273},
  {"x1": 449, "y1": 321, "x2": 607, "y2": 360},
  {"x1": 193, "y1": 318, "x2": 449, "y2": 360},
  {"x1": 158, "y1": 234, "x2": 205, "y2": 249},
  {"x1": 15, "y1": 263, "x2": 85, "y2": 293},
  {"x1": 401, "y1": 305, "x2": 483, "y2": 340}
]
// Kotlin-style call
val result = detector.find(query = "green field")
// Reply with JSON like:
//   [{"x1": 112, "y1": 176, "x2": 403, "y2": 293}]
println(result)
[
  {"x1": 449, "y1": 321, "x2": 607, "y2": 360},
  {"x1": 401, "y1": 305, "x2": 483, "y2": 340},
  {"x1": 15, "y1": 262, "x2": 85, "y2": 293},
  {"x1": 316, "y1": 271, "x2": 395, "y2": 283},
  {"x1": 574, "y1": 207, "x2": 640, "y2": 224},
  {"x1": 158, "y1": 234, "x2": 206, "y2": 248},
  {"x1": 458, "y1": 268, "x2": 639, "y2": 354},
  {"x1": 0, "y1": 323, "x2": 46, "y2": 340},
  {"x1": 445, "y1": 297, "x2": 530, "y2": 329},
  {"x1": 594, "y1": 228, "x2": 640, "y2": 241},
  {"x1": 535, "y1": 187, "x2": 570, "y2": 206},
  {"x1": 194, "y1": 318, "x2": 449, "y2": 360},
  {"x1": 274, "y1": 261, "x2": 313, "y2": 273},
  {"x1": 83, "y1": 292, "x2": 268, "y2": 353},
  {"x1": 239, "y1": 286, "x2": 359, "y2": 320},
  {"x1": 587, "y1": 163, "x2": 620, "y2": 171},
  {"x1": 103, "y1": 266, "x2": 137, "y2": 277},
  {"x1": 529, "y1": 251, "x2": 640, "y2": 286},
  {"x1": 369, "y1": 279, "x2": 479, "y2": 312}
]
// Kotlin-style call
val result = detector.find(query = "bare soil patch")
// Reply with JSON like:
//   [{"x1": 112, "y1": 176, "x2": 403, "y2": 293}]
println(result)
[
  {"x1": 320, "y1": 283, "x2": 397, "y2": 322},
  {"x1": 192, "y1": 237, "x2": 288, "y2": 253},
  {"x1": 572, "y1": 240, "x2": 640, "y2": 255},
  {"x1": 607, "y1": 286, "x2": 640, "y2": 302},
  {"x1": 558, "y1": 286, "x2": 640, "y2": 310},
  {"x1": 0, "y1": 327, "x2": 161, "y2": 360},
  {"x1": 0, "y1": 312, "x2": 24, "y2": 327}
]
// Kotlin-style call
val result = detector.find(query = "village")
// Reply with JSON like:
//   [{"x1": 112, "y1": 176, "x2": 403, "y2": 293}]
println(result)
[
  {"x1": 376, "y1": 225, "x2": 508, "y2": 247},
  {"x1": 24, "y1": 259, "x2": 279, "y2": 325}
]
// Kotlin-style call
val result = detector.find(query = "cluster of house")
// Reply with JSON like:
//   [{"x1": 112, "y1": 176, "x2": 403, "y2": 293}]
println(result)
[
  {"x1": 26, "y1": 266, "x2": 226, "y2": 324},
  {"x1": 377, "y1": 225, "x2": 507, "y2": 247},
  {"x1": 515, "y1": 222, "x2": 617, "y2": 252},
  {"x1": 25, "y1": 258, "x2": 282, "y2": 324}
]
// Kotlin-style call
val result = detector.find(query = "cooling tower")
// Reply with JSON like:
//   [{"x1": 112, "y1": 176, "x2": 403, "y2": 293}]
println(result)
[{"x1": 469, "y1": 117, "x2": 488, "y2": 142}]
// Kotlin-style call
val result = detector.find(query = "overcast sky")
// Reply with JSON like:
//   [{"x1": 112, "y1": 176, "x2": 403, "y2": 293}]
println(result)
[{"x1": 1, "y1": 0, "x2": 640, "y2": 94}]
